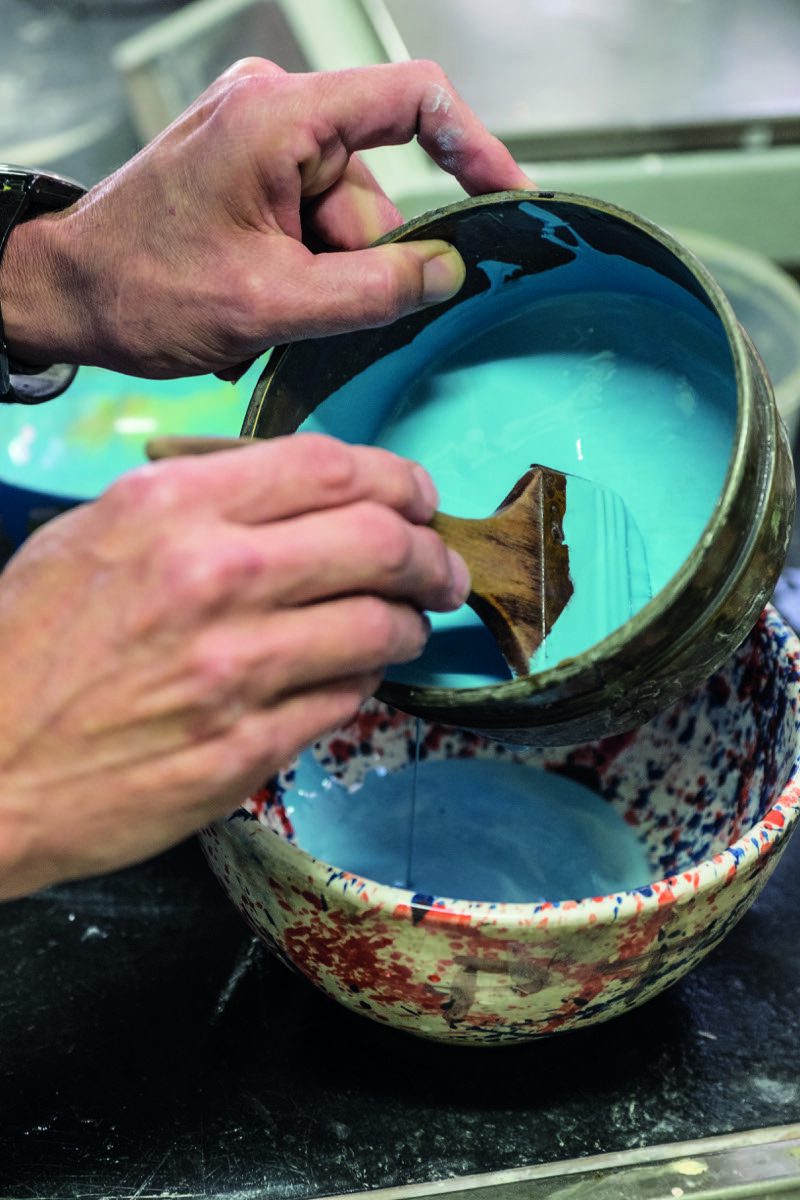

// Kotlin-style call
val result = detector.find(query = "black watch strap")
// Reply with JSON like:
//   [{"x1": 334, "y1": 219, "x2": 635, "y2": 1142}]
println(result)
[{"x1": 0, "y1": 166, "x2": 86, "y2": 404}]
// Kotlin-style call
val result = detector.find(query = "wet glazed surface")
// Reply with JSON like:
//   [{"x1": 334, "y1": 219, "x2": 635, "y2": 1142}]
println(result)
[
  {"x1": 302, "y1": 286, "x2": 736, "y2": 688},
  {"x1": 376, "y1": 293, "x2": 732, "y2": 588},
  {"x1": 378, "y1": 292, "x2": 733, "y2": 685},
  {"x1": 0, "y1": 361, "x2": 261, "y2": 548}
]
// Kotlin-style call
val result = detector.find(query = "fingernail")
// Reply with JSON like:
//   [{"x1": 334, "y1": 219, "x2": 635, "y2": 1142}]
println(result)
[
  {"x1": 447, "y1": 548, "x2": 472, "y2": 605},
  {"x1": 422, "y1": 245, "x2": 466, "y2": 305},
  {"x1": 408, "y1": 612, "x2": 433, "y2": 662},
  {"x1": 411, "y1": 462, "x2": 439, "y2": 514}
]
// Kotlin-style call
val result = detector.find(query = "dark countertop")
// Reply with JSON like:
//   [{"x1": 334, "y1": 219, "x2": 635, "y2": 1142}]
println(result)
[
  {"x1": 2, "y1": 708, "x2": 800, "y2": 1199},
  {"x1": 4, "y1": 450, "x2": 800, "y2": 1200}
]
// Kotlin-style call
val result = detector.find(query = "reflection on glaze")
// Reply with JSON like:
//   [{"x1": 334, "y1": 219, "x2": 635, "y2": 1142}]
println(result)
[{"x1": 287, "y1": 750, "x2": 653, "y2": 903}]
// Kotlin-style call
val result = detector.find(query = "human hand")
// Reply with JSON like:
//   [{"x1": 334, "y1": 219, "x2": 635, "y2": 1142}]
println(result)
[
  {"x1": 2, "y1": 58, "x2": 532, "y2": 380},
  {"x1": 0, "y1": 434, "x2": 468, "y2": 899}
]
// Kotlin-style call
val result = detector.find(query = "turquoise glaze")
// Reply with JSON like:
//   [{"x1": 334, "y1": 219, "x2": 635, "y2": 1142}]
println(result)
[{"x1": 297, "y1": 239, "x2": 736, "y2": 686}]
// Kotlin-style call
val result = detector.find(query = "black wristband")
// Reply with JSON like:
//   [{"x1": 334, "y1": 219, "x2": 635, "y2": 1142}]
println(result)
[{"x1": 0, "y1": 165, "x2": 86, "y2": 404}]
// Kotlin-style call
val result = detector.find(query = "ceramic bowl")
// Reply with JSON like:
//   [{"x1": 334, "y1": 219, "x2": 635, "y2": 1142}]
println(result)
[{"x1": 200, "y1": 604, "x2": 800, "y2": 1046}]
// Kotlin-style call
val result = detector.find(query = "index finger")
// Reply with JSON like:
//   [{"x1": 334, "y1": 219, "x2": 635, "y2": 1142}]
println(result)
[
  {"x1": 251, "y1": 58, "x2": 532, "y2": 197},
  {"x1": 141, "y1": 432, "x2": 441, "y2": 526},
  {"x1": 329, "y1": 61, "x2": 531, "y2": 195}
]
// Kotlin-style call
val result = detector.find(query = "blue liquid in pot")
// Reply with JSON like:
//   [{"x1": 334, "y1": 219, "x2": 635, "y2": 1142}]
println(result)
[{"x1": 302, "y1": 290, "x2": 736, "y2": 687}]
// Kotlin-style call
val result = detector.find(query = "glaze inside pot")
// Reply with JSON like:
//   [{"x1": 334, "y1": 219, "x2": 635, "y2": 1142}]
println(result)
[{"x1": 295, "y1": 204, "x2": 737, "y2": 687}]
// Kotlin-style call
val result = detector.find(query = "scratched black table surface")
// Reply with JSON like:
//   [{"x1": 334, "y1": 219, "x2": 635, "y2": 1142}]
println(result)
[{"x1": 1, "y1": 752, "x2": 800, "y2": 1200}]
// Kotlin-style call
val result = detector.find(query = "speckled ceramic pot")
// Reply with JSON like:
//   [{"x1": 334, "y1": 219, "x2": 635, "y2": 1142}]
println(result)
[{"x1": 200, "y1": 605, "x2": 800, "y2": 1046}]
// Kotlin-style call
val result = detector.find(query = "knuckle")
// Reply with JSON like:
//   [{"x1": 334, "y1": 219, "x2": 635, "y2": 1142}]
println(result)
[
  {"x1": 202, "y1": 63, "x2": 290, "y2": 145},
  {"x1": 420, "y1": 524, "x2": 454, "y2": 587},
  {"x1": 312, "y1": 679, "x2": 381, "y2": 737},
  {"x1": 214, "y1": 267, "x2": 265, "y2": 328},
  {"x1": 302, "y1": 437, "x2": 424, "y2": 517},
  {"x1": 213, "y1": 730, "x2": 273, "y2": 789},
  {"x1": 393, "y1": 459, "x2": 422, "y2": 512},
  {"x1": 415, "y1": 58, "x2": 450, "y2": 85},
  {"x1": 184, "y1": 631, "x2": 242, "y2": 701},
  {"x1": 201, "y1": 268, "x2": 282, "y2": 351},
  {"x1": 128, "y1": 535, "x2": 263, "y2": 635},
  {"x1": 365, "y1": 253, "x2": 409, "y2": 327},
  {"x1": 157, "y1": 541, "x2": 220, "y2": 610},
  {"x1": 351, "y1": 597, "x2": 427, "y2": 664},
  {"x1": 416, "y1": 59, "x2": 458, "y2": 104},
  {"x1": 293, "y1": 433, "x2": 360, "y2": 496},
  {"x1": 284, "y1": 436, "x2": 418, "y2": 514},
  {"x1": 214, "y1": 58, "x2": 287, "y2": 102},
  {"x1": 355, "y1": 503, "x2": 413, "y2": 576},
  {"x1": 222, "y1": 56, "x2": 282, "y2": 80},
  {"x1": 354, "y1": 595, "x2": 403, "y2": 658},
  {"x1": 102, "y1": 464, "x2": 182, "y2": 518},
  {"x1": 165, "y1": 539, "x2": 262, "y2": 607}
]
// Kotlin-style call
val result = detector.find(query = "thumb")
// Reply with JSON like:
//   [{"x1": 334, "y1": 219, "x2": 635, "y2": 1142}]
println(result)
[
  {"x1": 296, "y1": 239, "x2": 467, "y2": 336},
  {"x1": 413, "y1": 241, "x2": 468, "y2": 307}
]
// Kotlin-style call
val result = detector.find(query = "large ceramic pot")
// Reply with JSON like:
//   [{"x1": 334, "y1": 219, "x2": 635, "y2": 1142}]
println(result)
[{"x1": 242, "y1": 191, "x2": 795, "y2": 745}]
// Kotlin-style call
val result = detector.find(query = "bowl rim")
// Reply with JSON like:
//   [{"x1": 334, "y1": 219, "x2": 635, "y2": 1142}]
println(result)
[{"x1": 218, "y1": 605, "x2": 800, "y2": 930}]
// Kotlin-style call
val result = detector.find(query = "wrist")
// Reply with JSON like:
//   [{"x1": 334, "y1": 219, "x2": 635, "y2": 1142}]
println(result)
[
  {"x1": 1, "y1": 213, "x2": 82, "y2": 368},
  {"x1": 0, "y1": 165, "x2": 86, "y2": 403}
]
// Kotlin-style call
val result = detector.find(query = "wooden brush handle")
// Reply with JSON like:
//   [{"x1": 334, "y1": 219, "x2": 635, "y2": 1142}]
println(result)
[{"x1": 146, "y1": 435, "x2": 252, "y2": 459}]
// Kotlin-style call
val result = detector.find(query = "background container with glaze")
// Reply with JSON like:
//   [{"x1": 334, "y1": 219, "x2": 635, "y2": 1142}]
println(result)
[
  {"x1": 0, "y1": 361, "x2": 261, "y2": 549},
  {"x1": 243, "y1": 190, "x2": 795, "y2": 747}
]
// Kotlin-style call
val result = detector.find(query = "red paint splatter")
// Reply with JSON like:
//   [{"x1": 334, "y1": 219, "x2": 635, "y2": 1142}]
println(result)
[{"x1": 327, "y1": 738, "x2": 356, "y2": 764}]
